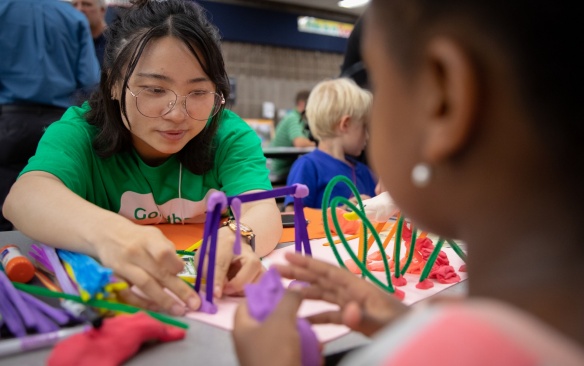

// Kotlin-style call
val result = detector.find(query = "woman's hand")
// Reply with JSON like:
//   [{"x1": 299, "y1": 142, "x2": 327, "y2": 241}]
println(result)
[
  {"x1": 276, "y1": 252, "x2": 408, "y2": 337},
  {"x1": 95, "y1": 224, "x2": 201, "y2": 315},
  {"x1": 223, "y1": 242, "x2": 265, "y2": 296},
  {"x1": 233, "y1": 289, "x2": 305, "y2": 366},
  {"x1": 194, "y1": 226, "x2": 264, "y2": 298},
  {"x1": 196, "y1": 191, "x2": 281, "y2": 298}
]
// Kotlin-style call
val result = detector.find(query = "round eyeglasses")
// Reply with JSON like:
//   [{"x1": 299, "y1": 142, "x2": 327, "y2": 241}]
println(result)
[{"x1": 127, "y1": 87, "x2": 225, "y2": 121}]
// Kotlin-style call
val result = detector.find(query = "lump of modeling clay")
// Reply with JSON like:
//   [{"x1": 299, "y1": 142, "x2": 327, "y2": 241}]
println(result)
[{"x1": 244, "y1": 268, "x2": 320, "y2": 366}]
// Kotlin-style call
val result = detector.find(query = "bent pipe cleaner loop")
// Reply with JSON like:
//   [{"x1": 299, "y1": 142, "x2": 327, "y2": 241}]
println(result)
[
  {"x1": 329, "y1": 196, "x2": 395, "y2": 294},
  {"x1": 322, "y1": 175, "x2": 366, "y2": 269},
  {"x1": 224, "y1": 184, "x2": 311, "y2": 256},
  {"x1": 321, "y1": 176, "x2": 395, "y2": 293}
]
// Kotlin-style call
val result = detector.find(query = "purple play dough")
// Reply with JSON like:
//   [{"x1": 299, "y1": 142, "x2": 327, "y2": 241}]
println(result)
[{"x1": 244, "y1": 268, "x2": 320, "y2": 366}]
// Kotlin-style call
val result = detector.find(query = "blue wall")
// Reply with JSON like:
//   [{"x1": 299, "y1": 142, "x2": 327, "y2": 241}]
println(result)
[{"x1": 197, "y1": 1, "x2": 349, "y2": 54}]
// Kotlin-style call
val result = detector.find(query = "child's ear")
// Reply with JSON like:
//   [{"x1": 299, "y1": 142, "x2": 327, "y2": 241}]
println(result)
[
  {"x1": 420, "y1": 37, "x2": 479, "y2": 164},
  {"x1": 338, "y1": 115, "x2": 352, "y2": 133}
]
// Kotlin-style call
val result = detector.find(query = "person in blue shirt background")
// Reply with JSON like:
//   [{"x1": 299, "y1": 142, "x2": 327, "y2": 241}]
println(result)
[
  {"x1": 284, "y1": 78, "x2": 377, "y2": 210},
  {"x1": 73, "y1": 0, "x2": 108, "y2": 68},
  {"x1": 0, "y1": 0, "x2": 100, "y2": 231}
]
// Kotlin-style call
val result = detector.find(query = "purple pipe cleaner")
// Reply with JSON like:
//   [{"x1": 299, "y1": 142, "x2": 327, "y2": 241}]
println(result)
[
  {"x1": 0, "y1": 271, "x2": 27, "y2": 337},
  {"x1": 18, "y1": 292, "x2": 70, "y2": 326},
  {"x1": 29, "y1": 244, "x2": 55, "y2": 273},
  {"x1": 0, "y1": 267, "x2": 36, "y2": 330},
  {"x1": 41, "y1": 245, "x2": 78, "y2": 295}
]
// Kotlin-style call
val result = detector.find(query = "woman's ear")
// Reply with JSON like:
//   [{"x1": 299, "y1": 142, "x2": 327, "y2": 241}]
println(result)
[
  {"x1": 111, "y1": 81, "x2": 122, "y2": 101},
  {"x1": 111, "y1": 89, "x2": 120, "y2": 101},
  {"x1": 419, "y1": 37, "x2": 479, "y2": 164}
]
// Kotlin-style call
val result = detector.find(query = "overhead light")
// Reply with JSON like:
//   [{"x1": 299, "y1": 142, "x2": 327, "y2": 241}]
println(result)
[{"x1": 338, "y1": 0, "x2": 370, "y2": 9}]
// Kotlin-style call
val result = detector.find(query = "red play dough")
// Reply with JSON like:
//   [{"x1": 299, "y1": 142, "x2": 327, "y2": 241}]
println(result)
[
  {"x1": 367, "y1": 251, "x2": 390, "y2": 261},
  {"x1": 391, "y1": 276, "x2": 407, "y2": 287},
  {"x1": 392, "y1": 288, "x2": 405, "y2": 300},
  {"x1": 366, "y1": 260, "x2": 387, "y2": 272},
  {"x1": 327, "y1": 208, "x2": 360, "y2": 235},
  {"x1": 431, "y1": 265, "x2": 461, "y2": 284},
  {"x1": 344, "y1": 259, "x2": 363, "y2": 274},
  {"x1": 416, "y1": 279, "x2": 434, "y2": 289}
]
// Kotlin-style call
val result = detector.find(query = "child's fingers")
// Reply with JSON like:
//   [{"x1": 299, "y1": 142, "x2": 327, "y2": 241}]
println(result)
[
  {"x1": 275, "y1": 263, "x2": 322, "y2": 284},
  {"x1": 305, "y1": 310, "x2": 344, "y2": 325},
  {"x1": 340, "y1": 301, "x2": 364, "y2": 330},
  {"x1": 284, "y1": 253, "x2": 352, "y2": 285},
  {"x1": 280, "y1": 253, "x2": 345, "y2": 283},
  {"x1": 233, "y1": 301, "x2": 260, "y2": 330},
  {"x1": 296, "y1": 285, "x2": 346, "y2": 305},
  {"x1": 268, "y1": 289, "x2": 304, "y2": 323}
]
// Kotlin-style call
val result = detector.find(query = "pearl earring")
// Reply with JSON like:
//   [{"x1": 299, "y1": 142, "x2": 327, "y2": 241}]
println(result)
[{"x1": 411, "y1": 163, "x2": 431, "y2": 188}]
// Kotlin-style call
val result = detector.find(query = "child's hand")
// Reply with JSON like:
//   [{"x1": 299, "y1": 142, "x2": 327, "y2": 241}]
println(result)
[
  {"x1": 95, "y1": 224, "x2": 201, "y2": 315},
  {"x1": 233, "y1": 289, "x2": 304, "y2": 366},
  {"x1": 349, "y1": 194, "x2": 372, "y2": 206},
  {"x1": 374, "y1": 180, "x2": 386, "y2": 196},
  {"x1": 276, "y1": 252, "x2": 408, "y2": 337},
  {"x1": 341, "y1": 194, "x2": 371, "y2": 212},
  {"x1": 361, "y1": 191, "x2": 399, "y2": 222}
]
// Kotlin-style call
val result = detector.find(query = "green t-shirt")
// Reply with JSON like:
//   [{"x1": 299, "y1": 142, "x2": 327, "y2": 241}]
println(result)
[
  {"x1": 20, "y1": 104, "x2": 272, "y2": 224},
  {"x1": 270, "y1": 110, "x2": 310, "y2": 177}
]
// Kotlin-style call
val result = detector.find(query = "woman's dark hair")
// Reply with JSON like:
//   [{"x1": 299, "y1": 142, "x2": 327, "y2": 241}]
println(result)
[
  {"x1": 86, "y1": 0, "x2": 230, "y2": 174},
  {"x1": 370, "y1": 0, "x2": 584, "y2": 173}
]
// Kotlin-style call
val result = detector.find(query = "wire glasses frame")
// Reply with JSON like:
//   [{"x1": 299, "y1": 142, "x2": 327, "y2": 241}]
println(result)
[{"x1": 127, "y1": 87, "x2": 226, "y2": 121}]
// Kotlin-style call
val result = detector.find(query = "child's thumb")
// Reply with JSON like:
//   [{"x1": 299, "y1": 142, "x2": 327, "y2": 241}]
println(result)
[{"x1": 270, "y1": 289, "x2": 303, "y2": 321}]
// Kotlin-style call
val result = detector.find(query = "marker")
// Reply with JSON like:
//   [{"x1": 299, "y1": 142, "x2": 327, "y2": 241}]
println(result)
[{"x1": 0, "y1": 324, "x2": 91, "y2": 358}]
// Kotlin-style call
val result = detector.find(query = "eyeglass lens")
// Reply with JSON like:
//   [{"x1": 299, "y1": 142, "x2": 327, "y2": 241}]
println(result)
[{"x1": 134, "y1": 88, "x2": 222, "y2": 120}]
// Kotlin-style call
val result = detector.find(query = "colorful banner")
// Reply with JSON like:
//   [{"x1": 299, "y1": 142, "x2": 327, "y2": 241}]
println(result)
[{"x1": 297, "y1": 16, "x2": 354, "y2": 39}]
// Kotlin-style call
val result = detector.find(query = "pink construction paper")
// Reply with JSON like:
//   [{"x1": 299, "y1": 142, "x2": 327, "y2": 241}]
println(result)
[
  {"x1": 186, "y1": 290, "x2": 349, "y2": 343},
  {"x1": 185, "y1": 235, "x2": 467, "y2": 343}
]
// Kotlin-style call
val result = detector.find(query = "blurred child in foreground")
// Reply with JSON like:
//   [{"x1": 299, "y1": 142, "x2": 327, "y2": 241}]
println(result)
[{"x1": 233, "y1": 0, "x2": 584, "y2": 364}]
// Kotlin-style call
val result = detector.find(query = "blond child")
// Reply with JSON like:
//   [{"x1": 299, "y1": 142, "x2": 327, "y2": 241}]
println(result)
[{"x1": 284, "y1": 78, "x2": 377, "y2": 210}]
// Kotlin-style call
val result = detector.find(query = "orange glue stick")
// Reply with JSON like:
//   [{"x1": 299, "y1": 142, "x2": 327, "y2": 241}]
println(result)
[{"x1": 0, "y1": 244, "x2": 35, "y2": 283}]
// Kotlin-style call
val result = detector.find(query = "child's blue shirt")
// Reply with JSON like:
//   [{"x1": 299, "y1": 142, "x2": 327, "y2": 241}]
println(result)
[{"x1": 284, "y1": 149, "x2": 377, "y2": 209}]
